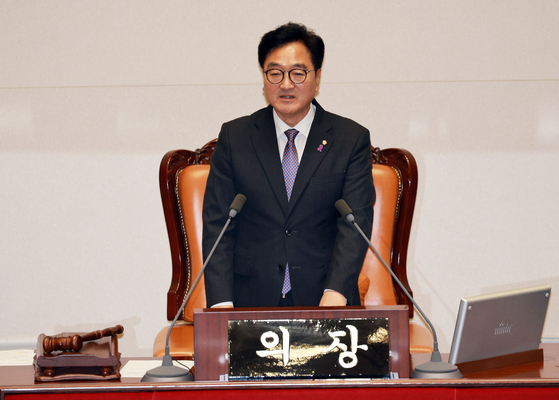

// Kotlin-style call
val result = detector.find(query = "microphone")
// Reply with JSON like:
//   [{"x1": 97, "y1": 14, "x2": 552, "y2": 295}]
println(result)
[
  {"x1": 142, "y1": 194, "x2": 247, "y2": 382},
  {"x1": 335, "y1": 199, "x2": 462, "y2": 379},
  {"x1": 229, "y1": 194, "x2": 247, "y2": 218}
]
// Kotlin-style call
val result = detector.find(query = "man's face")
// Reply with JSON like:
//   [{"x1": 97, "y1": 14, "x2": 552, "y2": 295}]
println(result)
[{"x1": 262, "y1": 41, "x2": 321, "y2": 127}]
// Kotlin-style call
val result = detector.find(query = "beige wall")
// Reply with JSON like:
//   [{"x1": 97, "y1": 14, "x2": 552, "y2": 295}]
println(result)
[{"x1": 1, "y1": 1, "x2": 558, "y2": 356}]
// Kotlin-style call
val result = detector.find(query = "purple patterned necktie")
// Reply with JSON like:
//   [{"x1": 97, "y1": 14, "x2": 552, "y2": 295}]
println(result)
[{"x1": 281, "y1": 129, "x2": 299, "y2": 297}]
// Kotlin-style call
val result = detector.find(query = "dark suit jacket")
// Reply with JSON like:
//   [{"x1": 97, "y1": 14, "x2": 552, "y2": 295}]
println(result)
[{"x1": 202, "y1": 100, "x2": 375, "y2": 308}]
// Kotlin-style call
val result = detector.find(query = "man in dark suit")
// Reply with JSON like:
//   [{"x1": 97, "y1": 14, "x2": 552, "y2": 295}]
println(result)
[{"x1": 203, "y1": 22, "x2": 375, "y2": 308}]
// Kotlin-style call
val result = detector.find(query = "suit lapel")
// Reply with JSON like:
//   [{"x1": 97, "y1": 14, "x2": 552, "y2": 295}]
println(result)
[
  {"x1": 249, "y1": 102, "x2": 335, "y2": 216},
  {"x1": 288, "y1": 101, "x2": 334, "y2": 212},
  {"x1": 250, "y1": 106, "x2": 290, "y2": 214}
]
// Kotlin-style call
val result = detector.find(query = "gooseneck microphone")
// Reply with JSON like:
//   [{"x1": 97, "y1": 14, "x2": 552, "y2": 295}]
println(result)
[
  {"x1": 335, "y1": 199, "x2": 462, "y2": 379},
  {"x1": 142, "y1": 194, "x2": 247, "y2": 382},
  {"x1": 228, "y1": 194, "x2": 246, "y2": 218}
]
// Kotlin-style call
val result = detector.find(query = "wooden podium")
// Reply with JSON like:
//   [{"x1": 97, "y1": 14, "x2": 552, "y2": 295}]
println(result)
[{"x1": 193, "y1": 305, "x2": 410, "y2": 381}]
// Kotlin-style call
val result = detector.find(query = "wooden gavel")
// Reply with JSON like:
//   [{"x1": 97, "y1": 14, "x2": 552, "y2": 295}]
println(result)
[{"x1": 43, "y1": 325, "x2": 124, "y2": 354}]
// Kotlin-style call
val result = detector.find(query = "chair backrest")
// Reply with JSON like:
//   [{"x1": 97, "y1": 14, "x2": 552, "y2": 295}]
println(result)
[
  {"x1": 160, "y1": 140, "x2": 417, "y2": 322},
  {"x1": 363, "y1": 148, "x2": 418, "y2": 317}
]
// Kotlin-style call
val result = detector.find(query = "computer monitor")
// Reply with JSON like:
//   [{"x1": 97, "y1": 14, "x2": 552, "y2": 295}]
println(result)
[{"x1": 448, "y1": 285, "x2": 551, "y2": 365}]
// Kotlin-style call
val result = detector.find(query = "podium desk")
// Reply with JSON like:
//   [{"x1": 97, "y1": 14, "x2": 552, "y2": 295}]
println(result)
[{"x1": 1, "y1": 344, "x2": 558, "y2": 400}]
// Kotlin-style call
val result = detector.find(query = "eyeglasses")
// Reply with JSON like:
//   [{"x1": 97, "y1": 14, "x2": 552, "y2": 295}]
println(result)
[{"x1": 264, "y1": 69, "x2": 315, "y2": 84}]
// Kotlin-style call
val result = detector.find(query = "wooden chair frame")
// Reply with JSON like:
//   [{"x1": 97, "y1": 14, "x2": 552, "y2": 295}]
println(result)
[
  {"x1": 160, "y1": 140, "x2": 418, "y2": 321},
  {"x1": 155, "y1": 139, "x2": 433, "y2": 357}
]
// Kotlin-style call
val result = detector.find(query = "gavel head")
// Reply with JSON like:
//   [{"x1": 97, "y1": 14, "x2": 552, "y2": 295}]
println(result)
[{"x1": 43, "y1": 334, "x2": 83, "y2": 354}]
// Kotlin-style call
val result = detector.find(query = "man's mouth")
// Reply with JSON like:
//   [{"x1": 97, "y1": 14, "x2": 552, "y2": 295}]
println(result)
[{"x1": 280, "y1": 95, "x2": 295, "y2": 99}]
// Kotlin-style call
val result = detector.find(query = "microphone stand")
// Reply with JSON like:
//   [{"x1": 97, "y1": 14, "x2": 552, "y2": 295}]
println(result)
[
  {"x1": 142, "y1": 195, "x2": 246, "y2": 382},
  {"x1": 335, "y1": 200, "x2": 462, "y2": 379}
]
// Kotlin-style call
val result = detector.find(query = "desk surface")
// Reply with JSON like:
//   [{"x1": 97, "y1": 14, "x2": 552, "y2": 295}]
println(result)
[{"x1": 1, "y1": 344, "x2": 558, "y2": 397}]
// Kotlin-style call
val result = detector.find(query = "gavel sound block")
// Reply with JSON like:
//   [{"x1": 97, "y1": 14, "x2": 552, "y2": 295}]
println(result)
[{"x1": 35, "y1": 325, "x2": 124, "y2": 381}]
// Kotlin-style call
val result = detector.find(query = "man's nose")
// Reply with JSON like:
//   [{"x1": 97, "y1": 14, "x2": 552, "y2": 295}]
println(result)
[{"x1": 280, "y1": 74, "x2": 295, "y2": 89}]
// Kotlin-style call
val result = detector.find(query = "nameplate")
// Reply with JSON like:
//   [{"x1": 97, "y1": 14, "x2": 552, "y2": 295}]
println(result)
[{"x1": 228, "y1": 318, "x2": 389, "y2": 380}]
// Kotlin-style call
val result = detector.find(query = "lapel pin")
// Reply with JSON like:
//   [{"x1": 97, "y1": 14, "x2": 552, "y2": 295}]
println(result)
[{"x1": 317, "y1": 140, "x2": 327, "y2": 152}]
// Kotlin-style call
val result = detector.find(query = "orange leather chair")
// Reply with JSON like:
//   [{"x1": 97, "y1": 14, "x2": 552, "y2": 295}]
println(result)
[{"x1": 153, "y1": 140, "x2": 433, "y2": 358}]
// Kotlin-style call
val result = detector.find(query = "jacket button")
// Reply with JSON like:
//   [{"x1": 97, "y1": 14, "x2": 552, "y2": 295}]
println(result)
[
  {"x1": 285, "y1": 229, "x2": 292, "y2": 236},
  {"x1": 277, "y1": 265, "x2": 284, "y2": 272}
]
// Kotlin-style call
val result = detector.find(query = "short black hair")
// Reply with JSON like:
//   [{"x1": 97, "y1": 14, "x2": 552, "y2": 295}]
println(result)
[{"x1": 258, "y1": 22, "x2": 325, "y2": 71}]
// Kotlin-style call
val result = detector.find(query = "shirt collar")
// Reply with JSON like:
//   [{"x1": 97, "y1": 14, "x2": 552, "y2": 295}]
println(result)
[{"x1": 273, "y1": 103, "x2": 316, "y2": 139}]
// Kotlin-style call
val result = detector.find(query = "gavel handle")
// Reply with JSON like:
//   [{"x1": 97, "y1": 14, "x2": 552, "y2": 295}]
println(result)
[
  {"x1": 43, "y1": 325, "x2": 124, "y2": 354},
  {"x1": 80, "y1": 325, "x2": 124, "y2": 343}
]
